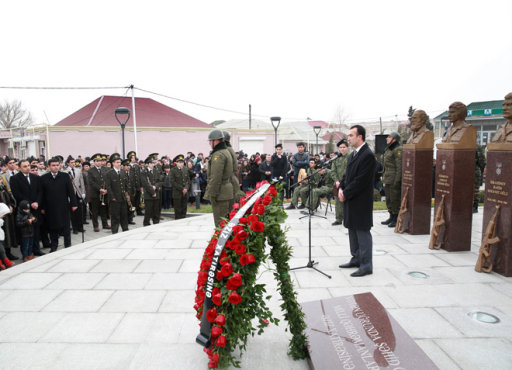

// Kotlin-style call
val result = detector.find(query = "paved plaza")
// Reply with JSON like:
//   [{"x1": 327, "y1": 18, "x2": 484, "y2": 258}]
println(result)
[{"x1": 0, "y1": 206, "x2": 511, "y2": 369}]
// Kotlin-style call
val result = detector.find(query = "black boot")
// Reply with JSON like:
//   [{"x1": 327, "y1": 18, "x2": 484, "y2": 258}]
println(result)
[
  {"x1": 381, "y1": 212, "x2": 392, "y2": 225},
  {"x1": 473, "y1": 200, "x2": 478, "y2": 213},
  {"x1": 388, "y1": 214, "x2": 397, "y2": 228}
]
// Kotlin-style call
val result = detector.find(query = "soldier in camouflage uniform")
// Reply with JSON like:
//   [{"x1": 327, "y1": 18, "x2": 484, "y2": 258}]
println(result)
[
  {"x1": 473, "y1": 144, "x2": 486, "y2": 213},
  {"x1": 222, "y1": 131, "x2": 245, "y2": 206},
  {"x1": 381, "y1": 131, "x2": 402, "y2": 228},
  {"x1": 306, "y1": 167, "x2": 334, "y2": 211},
  {"x1": 204, "y1": 129, "x2": 234, "y2": 227},
  {"x1": 287, "y1": 159, "x2": 320, "y2": 209},
  {"x1": 170, "y1": 155, "x2": 190, "y2": 220},
  {"x1": 331, "y1": 140, "x2": 350, "y2": 225}
]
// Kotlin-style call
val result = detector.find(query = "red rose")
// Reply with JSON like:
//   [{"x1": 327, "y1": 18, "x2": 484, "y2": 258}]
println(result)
[
  {"x1": 211, "y1": 326, "x2": 223, "y2": 337},
  {"x1": 221, "y1": 263, "x2": 233, "y2": 277},
  {"x1": 229, "y1": 291, "x2": 242, "y2": 305},
  {"x1": 229, "y1": 210, "x2": 237, "y2": 219},
  {"x1": 216, "y1": 335, "x2": 227, "y2": 347},
  {"x1": 219, "y1": 250, "x2": 229, "y2": 265},
  {"x1": 200, "y1": 259, "x2": 211, "y2": 270},
  {"x1": 262, "y1": 195, "x2": 272, "y2": 205},
  {"x1": 198, "y1": 271, "x2": 207, "y2": 282},
  {"x1": 211, "y1": 353, "x2": 219, "y2": 363},
  {"x1": 236, "y1": 230, "x2": 248, "y2": 241},
  {"x1": 261, "y1": 318, "x2": 269, "y2": 325},
  {"x1": 227, "y1": 273, "x2": 242, "y2": 290},
  {"x1": 212, "y1": 293, "x2": 222, "y2": 306},
  {"x1": 232, "y1": 203, "x2": 240, "y2": 210},
  {"x1": 240, "y1": 253, "x2": 255, "y2": 265},
  {"x1": 240, "y1": 198, "x2": 247, "y2": 206},
  {"x1": 206, "y1": 308, "x2": 217, "y2": 322},
  {"x1": 234, "y1": 243, "x2": 246, "y2": 255},
  {"x1": 216, "y1": 271, "x2": 223, "y2": 281},
  {"x1": 247, "y1": 215, "x2": 259, "y2": 224},
  {"x1": 232, "y1": 225, "x2": 244, "y2": 234},
  {"x1": 246, "y1": 191, "x2": 255, "y2": 197},
  {"x1": 215, "y1": 314, "x2": 226, "y2": 326},
  {"x1": 250, "y1": 221, "x2": 265, "y2": 232},
  {"x1": 251, "y1": 204, "x2": 265, "y2": 215},
  {"x1": 196, "y1": 289, "x2": 205, "y2": 299},
  {"x1": 219, "y1": 220, "x2": 227, "y2": 228},
  {"x1": 208, "y1": 361, "x2": 218, "y2": 368},
  {"x1": 239, "y1": 217, "x2": 248, "y2": 225},
  {"x1": 204, "y1": 347, "x2": 212, "y2": 355},
  {"x1": 268, "y1": 185, "x2": 277, "y2": 197}
]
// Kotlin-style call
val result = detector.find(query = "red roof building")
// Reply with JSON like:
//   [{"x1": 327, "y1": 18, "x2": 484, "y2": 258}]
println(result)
[{"x1": 55, "y1": 95, "x2": 210, "y2": 128}]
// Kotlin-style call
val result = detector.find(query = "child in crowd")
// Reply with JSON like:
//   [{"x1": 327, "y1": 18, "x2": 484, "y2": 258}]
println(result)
[
  {"x1": 16, "y1": 200, "x2": 36, "y2": 262},
  {"x1": 0, "y1": 203, "x2": 15, "y2": 269}
]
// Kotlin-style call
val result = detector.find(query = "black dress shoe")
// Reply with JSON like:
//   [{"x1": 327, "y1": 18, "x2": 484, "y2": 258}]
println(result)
[
  {"x1": 332, "y1": 221, "x2": 343, "y2": 226},
  {"x1": 128, "y1": 221, "x2": 136, "y2": 225},
  {"x1": 83, "y1": 221, "x2": 90, "y2": 225},
  {"x1": 286, "y1": 204, "x2": 296, "y2": 210},
  {"x1": 6, "y1": 252, "x2": 19, "y2": 261},
  {"x1": 73, "y1": 231, "x2": 79, "y2": 235},
  {"x1": 297, "y1": 204, "x2": 306, "y2": 209},
  {"x1": 350, "y1": 269, "x2": 372, "y2": 277},
  {"x1": 339, "y1": 262, "x2": 359, "y2": 268},
  {"x1": 33, "y1": 251, "x2": 46, "y2": 256},
  {"x1": 103, "y1": 225, "x2": 111, "y2": 230}
]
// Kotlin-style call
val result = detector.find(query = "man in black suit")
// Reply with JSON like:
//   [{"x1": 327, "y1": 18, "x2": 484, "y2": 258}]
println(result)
[
  {"x1": 40, "y1": 158, "x2": 78, "y2": 252},
  {"x1": 339, "y1": 125, "x2": 377, "y2": 277},
  {"x1": 10, "y1": 159, "x2": 46, "y2": 257}
]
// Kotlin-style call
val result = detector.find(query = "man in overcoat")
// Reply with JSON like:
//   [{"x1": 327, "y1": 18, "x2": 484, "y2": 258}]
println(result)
[
  {"x1": 339, "y1": 125, "x2": 377, "y2": 277},
  {"x1": 40, "y1": 157, "x2": 78, "y2": 252}
]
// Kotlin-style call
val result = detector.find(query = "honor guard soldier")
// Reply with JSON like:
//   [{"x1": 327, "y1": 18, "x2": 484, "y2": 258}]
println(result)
[
  {"x1": 127, "y1": 151, "x2": 143, "y2": 215},
  {"x1": 141, "y1": 156, "x2": 162, "y2": 226},
  {"x1": 122, "y1": 159, "x2": 136, "y2": 224},
  {"x1": 88, "y1": 153, "x2": 111, "y2": 231},
  {"x1": 331, "y1": 140, "x2": 350, "y2": 225},
  {"x1": 65, "y1": 155, "x2": 86, "y2": 234},
  {"x1": 149, "y1": 152, "x2": 163, "y2": 220},
  {"x1": 105, "y1": 153, "x2": 129, "y2": 234},
  {"x1": 381, "y1": 131, "x2": 402, "y2": 228},
  {"x1": 204, "y1": 129, "x2": 234, "y2": 227},
  {"x1": 222, "y1": 131, "x2": 244, "y2": 205},
  {"x1": 170, "y1": 155, "x2": 190, "y2": 220}
]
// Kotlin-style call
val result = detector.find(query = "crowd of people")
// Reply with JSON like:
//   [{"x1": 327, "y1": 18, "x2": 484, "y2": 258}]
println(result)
[{"x1": 0, "y1": 127, "x2": 393, "y2": 271}]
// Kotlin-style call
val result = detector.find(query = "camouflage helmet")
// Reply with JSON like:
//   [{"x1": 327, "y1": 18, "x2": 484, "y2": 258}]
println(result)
[
  {"x1": 222, "y1": 130, "x2": 231, "y2": 142},
  {"x1": 388, "y1": 131, "x2": 400, "y2": 141},
  {"x1": 208, "y1": 129, "x2": 225, "y2": 141}
]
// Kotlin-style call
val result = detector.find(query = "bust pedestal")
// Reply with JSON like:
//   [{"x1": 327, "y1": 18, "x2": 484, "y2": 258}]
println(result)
[
  {"x1": 482, "y1": 143, "x2": 512, "y2": 277},
  {"x1": 432, "y1": 126, "x2": 477, "y2": 252},
  {"x1": 398, "y1": 132, "x2": 433, "y2": 235}
]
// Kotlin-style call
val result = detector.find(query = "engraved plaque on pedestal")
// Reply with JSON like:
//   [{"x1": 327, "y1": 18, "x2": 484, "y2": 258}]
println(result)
[
  {"x1": 303, "y1": 293, "x2": 438, "y2": 369},
  {"x1": 433, "y1": 148, "x2": 476, "y2": 251},
  {"x1": 400, "y1": 146, "x2": 433, "y2": 234},
  {"x1": 482, "y1": 144, "x2": 512, "y2": 277}
]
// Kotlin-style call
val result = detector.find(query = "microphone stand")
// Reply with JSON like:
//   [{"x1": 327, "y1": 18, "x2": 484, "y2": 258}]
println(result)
[{"x1": 289, "y1": 155, "x2": 340, "y2": 279}]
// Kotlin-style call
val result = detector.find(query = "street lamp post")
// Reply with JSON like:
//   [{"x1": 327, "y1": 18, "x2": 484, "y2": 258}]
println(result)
[
  {"x1": 270, "y1": 116, "x2": 281, "y2": 147},
  {"x1": 313, "y1": 125, "x2": 322, "y2": 154},
  {"x1": 115, "y1": 107, "x2": 131, "y2": 159}
]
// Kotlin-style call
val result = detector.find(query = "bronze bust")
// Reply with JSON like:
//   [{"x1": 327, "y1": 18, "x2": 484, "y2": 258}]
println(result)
[
  {"x1": 407, "y1": 110, "x2": 429, "y2": 144},
  {"x1": 442, "y1": 102, "x2": 472, "y2": 143},
  {"x1": 492, "y1": 92, "x2": 512, "y2": 143}
]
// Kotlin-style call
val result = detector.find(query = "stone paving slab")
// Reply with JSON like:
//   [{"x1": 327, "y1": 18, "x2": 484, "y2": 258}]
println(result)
[{"x1": 0, "y1": 207, "x2": 510, "y2": 369}]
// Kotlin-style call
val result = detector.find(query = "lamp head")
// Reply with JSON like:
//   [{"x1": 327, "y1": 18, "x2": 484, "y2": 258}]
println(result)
[
  {"x1": 115, "y1": 107, "x2": 131, "y2": 126},
  {"x1": 270, "y1": 116, "x2": 281, "y2": 129}
]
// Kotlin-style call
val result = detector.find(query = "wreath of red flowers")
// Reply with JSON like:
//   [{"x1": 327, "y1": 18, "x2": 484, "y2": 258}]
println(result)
[{"x1": 194, "y1": 181, "x2": 306, "y2": 368}]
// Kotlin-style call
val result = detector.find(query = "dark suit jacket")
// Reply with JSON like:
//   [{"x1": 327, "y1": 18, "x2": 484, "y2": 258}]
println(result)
[
  {"x1": 10, "y1": 172, "x2": 41, "y2": 206},
  {"x1": 341, "y1": 143, "x2": 376, "y2": 230},
  {"x1": 40, "y1": 171, "x2": 77, "y2": 230}
]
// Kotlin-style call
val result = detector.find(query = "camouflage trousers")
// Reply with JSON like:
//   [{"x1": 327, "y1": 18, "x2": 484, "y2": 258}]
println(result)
[{"x1": 385, "y1": 184, "x2": 401, "y2": 214}]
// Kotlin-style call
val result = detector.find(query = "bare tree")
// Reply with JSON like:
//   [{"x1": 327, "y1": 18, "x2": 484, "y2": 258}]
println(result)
[
  {"x1": 332, "y1": 105, "x2": 349, "y2": 128},
  {"x1": 0, "y1": 100, "x2": 34, "y2": 129}
]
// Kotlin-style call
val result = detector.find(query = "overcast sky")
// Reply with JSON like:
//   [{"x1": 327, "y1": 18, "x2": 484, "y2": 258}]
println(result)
[{"x1": 2, "y1": 0, "x2": 511, "y2": 126}]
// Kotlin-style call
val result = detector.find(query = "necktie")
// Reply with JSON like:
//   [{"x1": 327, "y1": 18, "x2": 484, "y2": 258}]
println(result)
[
  {"x1": 26, "y1": 175, "x2": 30, "y2": 185},
  {"x1": 70, "y1": 170, "x2": 75, "y2": 179}
]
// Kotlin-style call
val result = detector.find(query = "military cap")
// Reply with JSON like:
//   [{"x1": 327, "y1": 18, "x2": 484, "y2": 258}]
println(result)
[
  {"x1": 66, "y1": 155, "x2": 74, "y2": 164},
  {"x1": 208, "y1": 129, "x2": 225, "y2": 141},
  {"x1": 148, "y1": 153, "x2": 159, "y2": 160},
  {"x1": 144, "y1": 157, "x2": 154, "y2": 164},
  {"x1": 102, "y1": 154, "x2": 108, "y2": 160},
  {"x1": 110, "y1": 153, "x2": 121, "y2": 163},
  {"x1": 173, "y1": 154, "x2": 185, "y2": 163},
  {"x1": 75, "y1": 159, "x2": 81, "y2": 167},
  {"x1": 91, "y1": 153, "x2": 103, "y2": 161},
  {"x1": 127, "y1": 151, "x2": 136, "y2": 159},
  {"x1": 82, "y1": 161, "x2": 91, "y2": 167},
  {"x1": 337, "y1": 139, "x2": 348, "y2": 147},
  {"x1": 121, "y1": 159, "x2": 130, "y2": 166},
  {"x1": 222, "y1": 131, "x2": 231, "y2": 142},
  {"x1": 388, "y1": 131, "x2": 401, "y2": 140}
]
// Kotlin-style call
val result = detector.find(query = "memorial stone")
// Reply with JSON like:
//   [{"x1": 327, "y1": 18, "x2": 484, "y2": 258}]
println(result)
[
  {"x1": 431, "y1": 102, "x2": 476, "y2": 251},
  {"x1": 396, "y1": 110, "x2": 434, "y2": 234},
  {"x1": 479, "y1": 92, "x2": 512, "y2": 276},
  {"x1": 303, "y1": 293, "x2": 438, "y2": 369}
]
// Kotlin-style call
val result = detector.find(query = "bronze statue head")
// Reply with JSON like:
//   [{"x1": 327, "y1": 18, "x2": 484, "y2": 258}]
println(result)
[
  {"x1": 503, "y1": 92, "x2": 512, "y2": 120},
  {"x1": 411, "y1": 110, "x2": 427, "y2": 132},
  {"x1": 448, "y1": 102, "x2": 467, "y2": 123}
]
